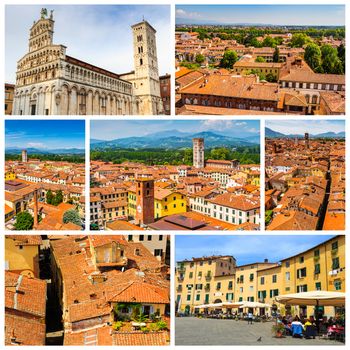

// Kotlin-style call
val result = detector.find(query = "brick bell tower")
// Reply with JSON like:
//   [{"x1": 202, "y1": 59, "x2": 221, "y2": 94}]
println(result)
[{"x1": 135, "y1": 178, "x2": 154, "y2": 225}]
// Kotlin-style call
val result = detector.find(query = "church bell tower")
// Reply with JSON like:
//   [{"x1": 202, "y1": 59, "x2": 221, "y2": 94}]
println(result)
[{"x1": 131, "y1": 20, "x2": 163, "y2": 115}]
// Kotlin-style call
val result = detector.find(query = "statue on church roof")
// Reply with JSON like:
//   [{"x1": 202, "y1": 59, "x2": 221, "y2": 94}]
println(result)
[{"x1": 40, "y1": 8, "x2": 47, "y2": 19}]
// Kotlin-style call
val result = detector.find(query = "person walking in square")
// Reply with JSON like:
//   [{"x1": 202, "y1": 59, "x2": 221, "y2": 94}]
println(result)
[{"x1": 247, "y1": 312, "x2": 253, "y2": 325}]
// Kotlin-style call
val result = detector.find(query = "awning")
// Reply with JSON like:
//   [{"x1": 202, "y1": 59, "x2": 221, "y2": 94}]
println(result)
[{"x1": 275, "y1": 291, "x2": 345, "y2": 307}]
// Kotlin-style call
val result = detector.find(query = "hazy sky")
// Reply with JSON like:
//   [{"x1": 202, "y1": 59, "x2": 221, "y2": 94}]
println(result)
[
  {"x1": 176, "y1": 235, "x2": 336, "y2": 265},
  {"x1": 266, "y1": 120, "x2": 345, "y2": 135},
  {"x1": 176, "y1": 5, "x2": 345, "y2": 26},
  {"x1": 5, "y1": 5, "x2": 171, "y2": 83},
  {"x1": 5, "y1": 120, "x2": 85, "y2": 149},
  {"x1": 90, "y1": 120, "x2": 260, "y2": 140}
]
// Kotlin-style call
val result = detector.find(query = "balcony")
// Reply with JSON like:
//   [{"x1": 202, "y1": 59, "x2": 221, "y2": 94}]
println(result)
[
  {"x1": 205, "y1": 275, "x2": 212, "y2": 281},
  {"x1": 205, "y1": 285, "x2": 210, "y2": 292},
  {"x1": 177, "y1": 276, "x2": 184, "y2": 282},
  {"x1": 177, "y1": 286, "x2": 183, "y2": 292},
  {"x1": 177, "y1": 266, "x2": 186, "y2": 273}
]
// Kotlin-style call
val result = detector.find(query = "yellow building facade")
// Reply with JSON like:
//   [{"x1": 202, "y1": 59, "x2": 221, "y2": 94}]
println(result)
[
  {"x1": 5, "y1": 235, "x2": 41, "y2": 277},
  {"x1": 235, "y1": 262, "x2": 279, "y2": 304},
  {"x1": 176, "y1": 256, "x2": 236, "y2": 314},
  {"x1": 128, "y1": 188, "x2": 187, "y2": 220},
  {"x1": 5, "y1": 170, "x2": 16, "y2": 181},
  {"x1": 176, "y1": 235, "x2": 345, "y2": 318}
]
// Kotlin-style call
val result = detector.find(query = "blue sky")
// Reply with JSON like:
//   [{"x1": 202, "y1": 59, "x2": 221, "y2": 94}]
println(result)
[
  {"x1": 176, "y1": 235, "x2": 337, "y2": 265},
  {"x1": 91, "y1": 120, "x2": 260, "y2": 140},
  {"x1": 176, "y1": 5, "x2": 345, "y2": 26},
  {"x1": 5, "y1": 120, "x2": 85, "y2": 149},
  {"x1": 266, "y1": 120, "x2": 345, "y2": 135},
  {"x1": 5, "y1": 5, "x2": 171, "y2": 83}
]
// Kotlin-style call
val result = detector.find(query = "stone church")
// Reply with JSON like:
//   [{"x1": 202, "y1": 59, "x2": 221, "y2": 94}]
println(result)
[{"x1": 12, "y1": 9, "x2": 164, "y2": 115}]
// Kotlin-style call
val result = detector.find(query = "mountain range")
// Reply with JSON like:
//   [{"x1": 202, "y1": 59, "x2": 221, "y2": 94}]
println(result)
[
  {"x1": 5, "y1": 147, "x2": 85, "y2": 155},
  {"x1": 265, "y1": 127, "x2": 345, "y2": 139},
  {"x1": 91, "y1": 130, "x2": 260, "y2": 150}
]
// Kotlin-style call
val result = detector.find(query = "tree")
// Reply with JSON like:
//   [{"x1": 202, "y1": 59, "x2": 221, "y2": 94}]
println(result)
[
  {"x1": 272, "y1": 47, "x2": 280, "y2": 63},
  {"x1": 63, "y1": 209, "x2": 82, "y2": 227},
  {"x1": 220, "y1": 50, "x2": 238, "y2": 69},
  {"x1": 46, "y1": 190, "x2": 54, "y2": 205},
  {"x1": 337, "y1": 44, "x2": 345, "y2": 72},
  {"x1": 290, "y1": 33, "x2": 311, "y2": 48},
  {"x1": 14, "y1": 211, "x2": 34, "y2": 230},
  {"x1": 255, "y1": 56, "x2": 266, "y2": 63},
  {"x1": 262, "y1": 36, "x2": 275, "y2": 48},
  {"x1": 266, "y1": 73, "x2": 277, "y2": 83},
  {"x1": 53, "y1": 190, "x2": 63, "y2": 206},
  {"x1": 321, "y1": 44, "x2": 341, "y2": 74},
  {"x1": 210, "y1": 148, "x2": 230, "y2": 160},
  {"x1": 248, "y1": 37, "x2": 262, "y2": 48},
  {"x1": 304, "y1": 43, "x2": 322, "y2": 71},
  {"x1": 183, "y1": 148, "x2": 193, "y2": 165},
  {"x1": 195, "y1": 54, "x2": 205, "y2": 64}
]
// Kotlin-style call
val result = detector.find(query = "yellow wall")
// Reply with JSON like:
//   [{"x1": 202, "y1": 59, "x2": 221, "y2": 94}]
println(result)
[
  {"x1": 257, "y1": 265, "x2": 282, "y2": 305},
  {"x1": 129, "y1": 189, "x2": 187, "y2": 220},
  {"x1": 176, "y1": 257, "x2": 236, "y2": 313},
  {"x1": 155, "y1": 193, "x2": 187, "y2": 219},
  {"x1": 5, "y1": 171, "x2": 16, "y2": 181},
  {"x1": 5, "y1": 237, "x2": 39, "y2": 277}
]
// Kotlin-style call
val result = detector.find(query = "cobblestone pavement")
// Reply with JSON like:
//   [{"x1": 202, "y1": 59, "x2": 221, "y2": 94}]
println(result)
[{"x1": 175, "y1": 317, "x2": 344, "y2": 346}]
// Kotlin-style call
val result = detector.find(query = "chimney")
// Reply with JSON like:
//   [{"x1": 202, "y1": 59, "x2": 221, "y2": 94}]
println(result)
[
  {"x1": 264, "y1": 258, "x2": 268, "y2": 263},
  {"x1": 33, "y1": 190, "x2": 38, "y2": 228}
]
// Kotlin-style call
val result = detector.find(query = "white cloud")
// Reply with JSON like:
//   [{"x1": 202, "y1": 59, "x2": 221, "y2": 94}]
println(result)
[
  {"x1": 175, "y1": 9, "x2": 202, "y2": 19},
  {"x1": 27, "y1": 142, "x2": 46, "y2": 148},
  {"x1": 5, "y1": 5, "x2": 171, "y2": 83},
  {"x1": 200, "y1": 120, "x2": 234, "y2": 131}
]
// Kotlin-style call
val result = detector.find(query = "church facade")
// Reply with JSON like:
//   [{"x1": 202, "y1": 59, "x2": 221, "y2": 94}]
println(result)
[{"x1": 12, "y1": 9, "x2": 164, "y2": 115}]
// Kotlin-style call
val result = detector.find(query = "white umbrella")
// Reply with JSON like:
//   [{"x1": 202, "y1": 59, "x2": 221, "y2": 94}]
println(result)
[{"x1": 275, "y1": 291, "x2": 345, "y2": 307}]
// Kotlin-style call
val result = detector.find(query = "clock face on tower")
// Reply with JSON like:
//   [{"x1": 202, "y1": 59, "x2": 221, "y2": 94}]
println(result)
[{"x1": 137, "y1": 205, "x2": 142, "y2": 214}]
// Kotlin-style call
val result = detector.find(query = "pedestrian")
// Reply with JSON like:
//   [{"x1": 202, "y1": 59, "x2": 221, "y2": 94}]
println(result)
[{"x1": 248, "y1": 311, "x2": 253, "y2": 325}]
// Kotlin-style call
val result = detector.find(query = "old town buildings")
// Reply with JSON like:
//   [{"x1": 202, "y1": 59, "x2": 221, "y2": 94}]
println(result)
[
  {"x1": 90, "y1": 135, "x2": 260, "y2": 231},
  {"x1": 265, "y1": 131, "x2": 345, "y2": 230},
  {"x1": 11, "y1": 9, "x2": 164, "y2": 115},
  {"x1": 5, "y1": 155, "x2": 85, "y2": 230},
  {"x1": 176, "y1": 235, "x2": 345, "y2": 318},
  {"x1": 50, "y1": 235, "x2": 170, "y2": 345},
  {"x1": 175, "y1": 31, "x2": 345, "y2": 115},
  {"x1": 4, "y1": 235, "x2": 170, "y2": 346}
]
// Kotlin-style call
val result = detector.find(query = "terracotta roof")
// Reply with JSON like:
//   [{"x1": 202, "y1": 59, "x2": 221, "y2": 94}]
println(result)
[
  {"x1": 320, "y1": 91, "x2": 345, "y2": 114},
  {"x1": 5, "y1": 271, "x2": 46, "y2": 318},
  {"x1": 177, "y1": 104, "x2": 288, "y2": 115},
  {"x1": 5, "y1": 235, "x2": 42, "y2": 246},
  {"x1": 180, "y1": 74, "x2": 280, "y2": 101},
  {"x1": 323, "y1": 212, "x2": 345, "y2": 230},
  {"x1": 284, "y1": 92, "x2": 308, "y2": 107},
  {"x1": 5, "y1": 314, "x2": 46, "y2": 346},
  {"x1": 106, "y1": 220, "x2": 144, "y2": 230},
  {"x1": 280, "y1": 68, "x2": 345, "y2": 85},
  {"x1": 209, "y1": 193, "x2": 260, "y2": 211},
  {"x1": 267, "y1": 211, "x2": 318, "y2": 231},
  {"x1": 110, "y1": 281, "x2": 170, "y2": 304}
]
